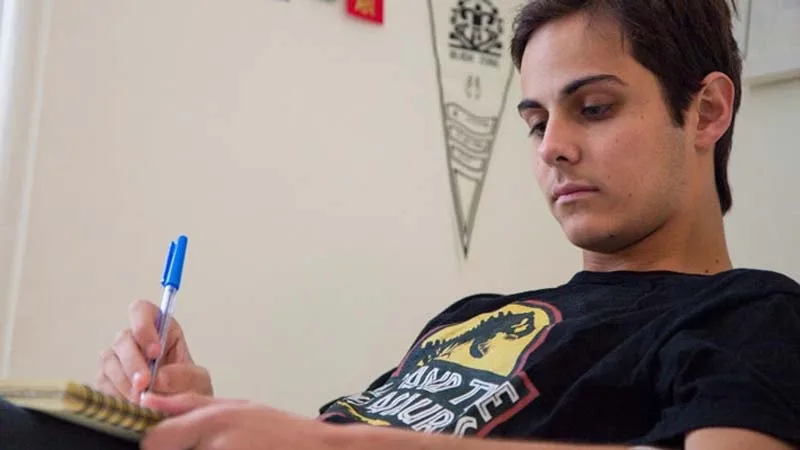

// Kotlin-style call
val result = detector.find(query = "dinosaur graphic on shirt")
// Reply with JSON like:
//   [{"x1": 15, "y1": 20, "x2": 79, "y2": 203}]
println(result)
[{"x1": 413, "y1": 311, "x2": 537, "y2": 367}]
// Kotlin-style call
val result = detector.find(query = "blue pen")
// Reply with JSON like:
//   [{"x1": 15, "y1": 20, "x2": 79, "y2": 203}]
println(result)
[{"x1": 146, "y1": 235, "x2": 188, "y2": 393}]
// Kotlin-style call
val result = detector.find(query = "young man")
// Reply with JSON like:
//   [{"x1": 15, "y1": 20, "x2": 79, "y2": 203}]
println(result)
[{"x1": 3, "y1": 0, "x2": 799, "y2": 449}]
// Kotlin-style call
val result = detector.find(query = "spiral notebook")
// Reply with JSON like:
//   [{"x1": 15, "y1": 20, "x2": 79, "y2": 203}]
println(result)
[{"x1": 0, "y1": 379, "x2": 165, "y2": 442}]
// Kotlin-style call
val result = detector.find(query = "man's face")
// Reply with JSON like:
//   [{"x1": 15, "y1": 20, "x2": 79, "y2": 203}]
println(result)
[{"x1": 518, "y1": 12, "x2": 698, "y2": 254}]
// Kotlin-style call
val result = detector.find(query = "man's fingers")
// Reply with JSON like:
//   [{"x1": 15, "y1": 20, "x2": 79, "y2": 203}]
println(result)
[
  {"x1": 152, "y1": 363, "x2": 213, "y2": 396},
  {"x1": 129, "y1": 299, "x2": 188, "y2": 362},
  {"x1": 112, "y1": 328, "x2": 152, "y2": 383},
  {"x1": 132, "y1": 369, "x2": 152, "y2": 395},
  {"x1": 98, "y1": 346, "x2": 139, "y2": 401},
  {"x1": 94, "y1": 372, "x2": 126, "y2": 401},
  {"x1": 140, "y1": 392, "x2": 216, "y2": 415},
  {"x1": 170, "y1": 334, "x2": 195, "y2": 364},
  {"x1": 128, "y1": 300, "x2": 165, "y2": 358}
]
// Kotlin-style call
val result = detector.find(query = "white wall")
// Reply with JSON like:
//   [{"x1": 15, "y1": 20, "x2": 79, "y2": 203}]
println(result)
[{"x1": 0, "y1": 0, "x2": 798, "y2": 418}]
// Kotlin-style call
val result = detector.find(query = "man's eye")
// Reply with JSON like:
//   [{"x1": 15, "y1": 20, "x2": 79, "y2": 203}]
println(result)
[
  {"x1": 528, "y1": 122, "x2": 546, "y2": 138},
  {"x1": 582, "y1": 104, "x2": 613, "y2": 119}
]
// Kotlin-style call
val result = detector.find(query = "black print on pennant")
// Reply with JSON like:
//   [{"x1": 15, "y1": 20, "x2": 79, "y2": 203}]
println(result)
[{"x1": 449, "y1": 0, "x2": 504, "y2": 57}]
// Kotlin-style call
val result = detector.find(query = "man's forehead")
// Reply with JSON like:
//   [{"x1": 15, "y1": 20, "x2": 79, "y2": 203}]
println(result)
[
  {"x1": 526, "y1": 9, "x2": 626, "y2": 50},
  {"x1": 519, "y1": 12, "x2": 634, "y2": 95}
]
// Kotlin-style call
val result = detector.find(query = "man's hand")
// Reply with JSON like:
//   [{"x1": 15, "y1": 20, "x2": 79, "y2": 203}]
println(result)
[
  {"x1": 139, "y1": 393, "x2": 332, "y2": 450},
  {"x1": 95, "y1": 299, "x2": 213, "y2": 402}
]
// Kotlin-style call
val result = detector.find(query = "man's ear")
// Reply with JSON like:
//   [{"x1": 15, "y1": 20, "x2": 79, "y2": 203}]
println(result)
[{"x1": 693, "y1": 71, "x2": 736, "y2": 152}]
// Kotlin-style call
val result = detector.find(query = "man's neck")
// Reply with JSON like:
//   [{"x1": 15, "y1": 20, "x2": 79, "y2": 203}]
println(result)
[{"x1": 581, "y1": 207, "x2": 733, "y2": 275}]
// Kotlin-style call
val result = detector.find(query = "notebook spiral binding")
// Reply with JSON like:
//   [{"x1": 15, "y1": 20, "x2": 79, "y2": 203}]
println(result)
[{"x1": 66, "y1": 383, "x2": 165, "y2": 433}]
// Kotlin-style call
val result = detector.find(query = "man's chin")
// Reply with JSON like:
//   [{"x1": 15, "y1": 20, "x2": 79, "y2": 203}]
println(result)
[{"x1": 562, "y1": 225, "x2": 632, "y2": 255}]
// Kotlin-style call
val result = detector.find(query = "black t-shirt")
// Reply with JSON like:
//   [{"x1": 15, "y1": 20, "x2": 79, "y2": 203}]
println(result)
[{"x1": 318, "y1": 269, "x2": 800, "y2": 448}]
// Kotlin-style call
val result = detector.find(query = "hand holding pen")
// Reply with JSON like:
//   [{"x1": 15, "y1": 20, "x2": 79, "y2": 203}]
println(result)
[
  {"x1": 95, "y1": 235, "x2": 213, "y2": 403},
  {"x1": 146, "y1": 235, "x2": 188, "y2": 393}
]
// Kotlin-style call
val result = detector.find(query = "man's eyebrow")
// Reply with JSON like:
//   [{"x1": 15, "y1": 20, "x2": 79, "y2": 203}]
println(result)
[
  {"x1": 563, "y1": 74, "x2": 626, "y2": 96},
  {"x1": 517, "y1": 74, "x2": 627, "y2": 114}
]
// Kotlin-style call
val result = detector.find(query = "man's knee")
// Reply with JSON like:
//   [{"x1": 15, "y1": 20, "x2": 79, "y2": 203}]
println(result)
[{"x1": 0, "y1": 398, "x2": 138, "y2": 449}]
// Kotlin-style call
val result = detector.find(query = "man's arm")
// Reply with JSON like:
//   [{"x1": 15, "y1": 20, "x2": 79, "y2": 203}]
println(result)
[
  {"x1": 331, "y1": 423, "x2": 631, "y2": 450},
  {"x1": 138, "y1": 393, "x2": 796, "y2": 450},
  {"x1": 331, "y1": 422, "x2": 795, "y2": 450},
  {"x1": 685, "y1": 428, "x2": 796, "y2": 450}
]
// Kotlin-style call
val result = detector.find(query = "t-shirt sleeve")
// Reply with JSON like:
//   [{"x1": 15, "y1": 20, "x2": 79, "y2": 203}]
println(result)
[{"x1": 640, "y1": 292, "x2": 800, "y2": 447}]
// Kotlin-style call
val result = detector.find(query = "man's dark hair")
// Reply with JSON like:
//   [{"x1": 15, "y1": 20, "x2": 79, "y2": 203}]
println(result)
[{"x1": 510, "y1": 0, "x2": 742, "y2": 214}]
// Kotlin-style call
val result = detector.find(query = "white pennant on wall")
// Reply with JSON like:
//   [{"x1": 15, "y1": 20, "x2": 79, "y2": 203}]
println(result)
[{"x1": 428, "y1": 0, "x2": 517, "y2": 258}]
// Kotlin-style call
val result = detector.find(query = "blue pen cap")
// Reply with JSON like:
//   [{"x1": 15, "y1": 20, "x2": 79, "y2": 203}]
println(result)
[{"x1": 161, "y1": 235, "x2": 188, "y2": 289}]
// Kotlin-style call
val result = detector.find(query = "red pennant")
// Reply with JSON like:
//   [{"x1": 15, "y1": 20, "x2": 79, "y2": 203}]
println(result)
[{"x1": 346, "y1": 0, "x2": 384, "y2": 24}]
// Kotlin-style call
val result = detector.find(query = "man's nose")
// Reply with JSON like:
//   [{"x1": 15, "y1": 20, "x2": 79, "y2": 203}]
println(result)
[{"x1": 537, "y1": 118, "x2": 581, "y2": 166}]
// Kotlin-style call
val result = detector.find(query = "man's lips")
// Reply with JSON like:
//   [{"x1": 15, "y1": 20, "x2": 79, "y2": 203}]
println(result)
[{"x1": 552, "y1": 183, "x2": 600, "y2": 202}]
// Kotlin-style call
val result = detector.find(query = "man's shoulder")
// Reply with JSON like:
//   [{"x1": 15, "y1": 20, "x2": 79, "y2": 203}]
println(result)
[
  {"x1": 421, "y1": 268, "x2": 800, "y2": 335},
  {"x1": 656, "y1": 268, "x2": 800, "y2": 336},
  {"x1": 709, "y1": 267, "x2": 800, "y2": 299}
]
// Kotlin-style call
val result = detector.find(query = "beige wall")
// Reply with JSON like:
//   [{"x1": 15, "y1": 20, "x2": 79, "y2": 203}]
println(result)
[
  {"x1": 1, "y1": 0, "x2": 798, "y2": 417},
  {"x1": 725, "y1": 80, "x2": 800, "y2": 274},
  {"x1": 0, "y1": 0, "x2": 49, "y2": 378}
]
